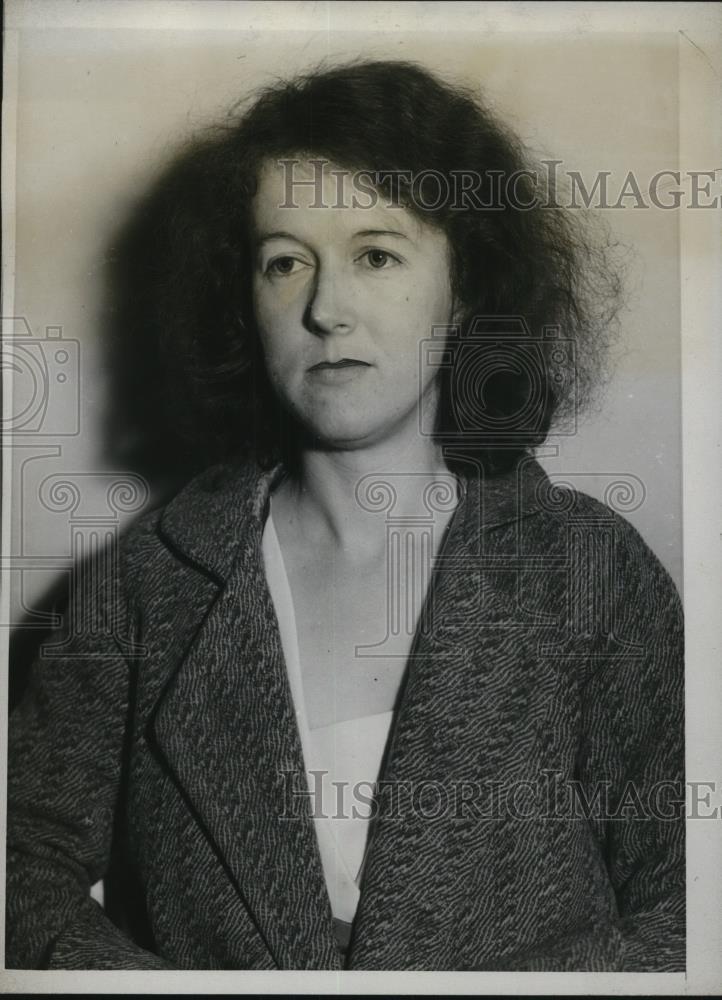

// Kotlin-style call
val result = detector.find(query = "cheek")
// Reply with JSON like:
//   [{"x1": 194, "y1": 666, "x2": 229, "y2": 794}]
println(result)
[
  {"x1": 398, "y1": 266, "x2": 453, "y2": 318},
  {"x1": 384, "y1": 282, "x2": 453, "y2": 350},
  {"x1": 254, "y1": 271, "x2": 306, "y2": 315},
  {"x1": 253, "y1": 277, "x2": 300, "y2": 333}
]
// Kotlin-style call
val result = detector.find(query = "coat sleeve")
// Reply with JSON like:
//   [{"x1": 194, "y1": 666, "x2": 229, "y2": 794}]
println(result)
[
  {"x1": 499, "y1": 513, "x2": 686, "y2": 972},
  {"x1": 5, "y1": 539, "x2": 174, "y2": 970}
]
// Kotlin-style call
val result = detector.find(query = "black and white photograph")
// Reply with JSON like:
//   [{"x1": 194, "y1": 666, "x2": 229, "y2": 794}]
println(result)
[{"x1": 1, "y1": 1, "x2": 720, "y2": 993}]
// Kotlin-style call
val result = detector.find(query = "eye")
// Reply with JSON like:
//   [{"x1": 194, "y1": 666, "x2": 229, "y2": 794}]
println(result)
[
  {"x1": 359, "y1": 249, "x2": 401, "y2": 270},
  {"x1": 265, "y1": 255, "x2": 305, "y2": 277}
]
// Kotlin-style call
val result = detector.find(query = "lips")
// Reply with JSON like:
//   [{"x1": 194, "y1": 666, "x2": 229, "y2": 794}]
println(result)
[{"x1": 308, "y1": 358, "x2": 369, "y2": 371}]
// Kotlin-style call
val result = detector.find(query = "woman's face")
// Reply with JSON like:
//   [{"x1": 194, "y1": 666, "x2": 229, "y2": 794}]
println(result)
[{"x1": 250, "y1": 157, "x2": 457, "y2": 451}]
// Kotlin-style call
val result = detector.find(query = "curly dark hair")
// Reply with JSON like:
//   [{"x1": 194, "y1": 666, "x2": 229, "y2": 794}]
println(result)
[{"x1": 108, "y1": 58, "x2": 624, "y2": 482}]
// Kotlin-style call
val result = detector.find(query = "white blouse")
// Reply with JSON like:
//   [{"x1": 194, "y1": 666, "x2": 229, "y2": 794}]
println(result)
[{"x1": 261, "y1": 505, "x2": 394, "y2": 924}]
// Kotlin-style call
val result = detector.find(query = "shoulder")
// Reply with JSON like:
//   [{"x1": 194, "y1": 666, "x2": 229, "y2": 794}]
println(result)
[
  {"x1": 484, "y1": 460, "x2": 684, "y2": 644},
  {"x1": 540, "y1": 484, "x2": 683, "y2": 669},
  {"x1": 518, "y1": 471, "x2": 680, "y2": 602},
  {"x1": 550, "y1": 485, "x2": 680, "y2": 608}
]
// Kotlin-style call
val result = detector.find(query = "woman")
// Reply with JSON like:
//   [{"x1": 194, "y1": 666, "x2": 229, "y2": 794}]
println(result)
[{"x1": 6, "y1": 59, "x2": 684, "y2": 971}]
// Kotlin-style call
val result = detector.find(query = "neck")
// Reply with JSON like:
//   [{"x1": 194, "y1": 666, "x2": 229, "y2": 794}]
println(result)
[{"x1": 272, "y1": 435, "x2": 459, "y2": 560}]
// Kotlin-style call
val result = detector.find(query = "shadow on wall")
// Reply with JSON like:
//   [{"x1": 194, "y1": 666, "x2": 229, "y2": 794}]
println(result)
[
  {"x1": 10, "y1": 141, "x2": 226, "y2": 713},
  {"x1": 101, "y1": 140, "x2": 232, "y2": 495}
]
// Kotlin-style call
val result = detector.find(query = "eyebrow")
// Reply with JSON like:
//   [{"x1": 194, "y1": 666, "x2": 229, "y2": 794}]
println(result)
[
  {"x1": 255, "y1": 228, "x2": 412, "y2": 244},
  {"x1": 353, "y1": 229, "x2": 411, "y2": 240},
  {"x1": 255, "y1": 230, "x2": 300, "y2": 244}
]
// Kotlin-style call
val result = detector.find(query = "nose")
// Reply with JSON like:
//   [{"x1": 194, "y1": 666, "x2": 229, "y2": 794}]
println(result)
[{"x1": 305, "y1": 260, "x2": 357, "y2": 336}]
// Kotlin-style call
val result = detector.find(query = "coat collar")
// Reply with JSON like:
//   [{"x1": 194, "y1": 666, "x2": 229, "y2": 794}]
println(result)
[
  {"x1": 157, "y1": 453, "x2": 553, "y2": 582},
  {"x1": 157, "y1": 458, "x2": 285, "y2": 582}
]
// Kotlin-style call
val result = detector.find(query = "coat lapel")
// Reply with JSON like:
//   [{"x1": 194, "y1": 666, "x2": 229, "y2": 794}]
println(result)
[
  {"x1": 348, "y1": 455, "x2": 561, "y2": 968},
  {"x1": 149, "y1": 459, "x2": 341, "y2": 969}
]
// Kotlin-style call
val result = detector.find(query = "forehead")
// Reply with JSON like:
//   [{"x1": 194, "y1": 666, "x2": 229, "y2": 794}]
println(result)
[{"x1": 251, "y1": 157, "x2": 429, "y2": 243}]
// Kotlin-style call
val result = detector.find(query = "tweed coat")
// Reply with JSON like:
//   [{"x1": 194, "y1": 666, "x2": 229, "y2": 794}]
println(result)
[{"x1": 6, "y1": 454, "x2": 685, "y2": 971}]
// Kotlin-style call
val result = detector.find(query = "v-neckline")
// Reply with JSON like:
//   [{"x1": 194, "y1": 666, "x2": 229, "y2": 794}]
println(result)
[
  {"x1": 262, "y1": 503, "x2": 368, "y2": 919},
  {"x1": 260, "y1": 470, "x2": 468, "y2": 924}
]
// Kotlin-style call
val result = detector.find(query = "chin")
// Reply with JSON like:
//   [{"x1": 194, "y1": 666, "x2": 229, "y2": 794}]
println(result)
[
  {"x1": 306, "y1": 429, "x2": 378, "y2": 451},
  {"x1": 290, "y1": 399, "x2": 417, "y2": 452},
  {"x1": 288, "y1": 405, "x2": 371, "y2": 443},
  {"x1": 296, "y1": 417, "x2": 387, "y2": 451}
]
